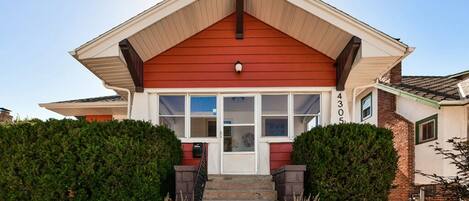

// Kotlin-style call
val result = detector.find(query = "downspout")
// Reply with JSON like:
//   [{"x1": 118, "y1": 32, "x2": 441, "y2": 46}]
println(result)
[
  {"x1": 103, "y1": 82, "x2": 132, "y2": 119},
  {"x1": 351, "y1": 80, "x2": 378, "y2": 122}
]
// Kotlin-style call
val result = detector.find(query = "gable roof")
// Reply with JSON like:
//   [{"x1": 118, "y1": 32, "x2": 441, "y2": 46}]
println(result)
[
  {"x1": 39, "y1": 95, "x2": 127, "y2": 117},
  {"x1": 71, "y1": 0, "x2": 411, "y2": 89},
  {"x1": 51, "y1": 95, "x2": 124, "y2": 104}
]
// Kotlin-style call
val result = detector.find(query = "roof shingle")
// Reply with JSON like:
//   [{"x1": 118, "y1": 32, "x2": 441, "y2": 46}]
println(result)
[{"x1": 382, "y1": 75, "x2": 464, "y2": 102}]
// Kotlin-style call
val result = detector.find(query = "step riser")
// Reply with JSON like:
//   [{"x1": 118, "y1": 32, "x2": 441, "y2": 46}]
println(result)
[
  {"x1": 206, "y1": 182, "x2": 274, "y2": 190},
  {"x1": 204, "y1": 191, "x2": 277, "y2": 200}
]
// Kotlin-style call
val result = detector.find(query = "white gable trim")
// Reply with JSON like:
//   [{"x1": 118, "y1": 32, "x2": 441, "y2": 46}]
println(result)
[
  {"x1": 73, "y1": 0, "x2": 196, "y2": 59},
  {"x1": 288, "y1": 0, "x2": 409, "y2": 57}
]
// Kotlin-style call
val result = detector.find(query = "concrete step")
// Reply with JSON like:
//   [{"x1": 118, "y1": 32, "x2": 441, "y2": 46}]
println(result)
[
  {"x1": 205, "y1": 180, "x2": 274, "y2": 190},
  {"x1": 203, "y1": 189, "x2": 277, "y2": 201},
  {"x1": 208, "y1": 175, "x2": 273, "y2": 182}
]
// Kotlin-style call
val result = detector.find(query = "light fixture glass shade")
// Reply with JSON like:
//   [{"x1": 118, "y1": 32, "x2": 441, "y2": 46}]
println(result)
[{"x1": 235, "y1": 61, "x2": 243, "y2": 72}]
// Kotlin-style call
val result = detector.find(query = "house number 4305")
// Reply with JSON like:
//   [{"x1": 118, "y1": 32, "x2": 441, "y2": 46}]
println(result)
[{"x1": 337, "y1": 92, "x2": 345, "y2": 123}]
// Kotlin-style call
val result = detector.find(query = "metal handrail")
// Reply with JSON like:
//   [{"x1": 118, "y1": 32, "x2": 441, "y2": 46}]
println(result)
[{"x1": 193, "y1": 143, "x2": 208, "y2": 201}]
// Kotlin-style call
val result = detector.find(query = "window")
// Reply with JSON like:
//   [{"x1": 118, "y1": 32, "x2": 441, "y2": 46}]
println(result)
[
  {"x1": 190, "y1": 96, "x2": 217, "y2": 138},
  {"x1": 416, "y1": 114, "x2": 438, "y2": 144},
  {"x1": 262, "y1": 95, "x2": 288, "y2": 137},
  {"x1": 293, "y1": 94, "x2": 320, "y2": 136},
  {"x1": 159, "y1": 96, "x2": 185, "y2": 137},
  {"x1": 361, "y1": 93, "x2": 372, "y2": 121}
]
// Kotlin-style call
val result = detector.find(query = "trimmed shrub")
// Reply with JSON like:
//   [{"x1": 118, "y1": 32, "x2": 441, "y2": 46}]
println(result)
[
  {"x1": 292, "y1": 123, "x2": 398, "y2": 201},
  {"x1": 0, "y1": 119, "x2": 182, "y2": 201}
]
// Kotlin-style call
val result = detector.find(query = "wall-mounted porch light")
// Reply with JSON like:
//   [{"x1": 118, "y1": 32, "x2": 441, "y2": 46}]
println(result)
[{"x1": 235, "y1": 61, "x2": 243, "y2": 73}]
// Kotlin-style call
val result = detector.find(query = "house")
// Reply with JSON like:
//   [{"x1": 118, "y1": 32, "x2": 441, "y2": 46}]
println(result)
[
  {"x1": 39, "y1": 0, "x2": 423, "y2": 200},
  {"x1": 378, "y1": 70, "x2": 469, "y2": 199},
  {"x1": 0, "y1": 108, "x2": 13, "y2": 123}
]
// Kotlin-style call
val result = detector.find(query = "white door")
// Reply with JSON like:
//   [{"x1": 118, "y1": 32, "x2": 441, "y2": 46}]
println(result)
[{"x1": 221, "y1": 95, "x2": 257, "y2": 174}]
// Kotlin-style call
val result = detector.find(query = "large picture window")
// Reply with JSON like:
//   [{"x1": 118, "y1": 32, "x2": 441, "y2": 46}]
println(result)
[{"x1": 416, "y1": 114, "x2": 438, "y2": 144}]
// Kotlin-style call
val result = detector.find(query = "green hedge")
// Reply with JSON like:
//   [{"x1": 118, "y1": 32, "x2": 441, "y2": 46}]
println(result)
[
  {"x1": 0, "y1": 119, "x2": 182, "y2": 201},
  {"x1": 292, "y1": 123, "x2": 398, "y2": 201}
]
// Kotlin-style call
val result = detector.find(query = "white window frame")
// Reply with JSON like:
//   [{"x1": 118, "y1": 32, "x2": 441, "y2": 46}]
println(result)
[{"x1": 360, "y1": 92, "x2": 372, "y2": 122}]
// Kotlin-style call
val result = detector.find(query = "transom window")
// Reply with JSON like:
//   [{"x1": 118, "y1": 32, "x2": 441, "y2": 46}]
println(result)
[
  {"x1": 361, "y1": 93, "x2": 372, "y2": 121},
  {"x1": 157, "y1": 93, "x2": 321, "y2": 139},
  {"x1": 416, "y1": 114, "x2": 438, "y2": 144}
]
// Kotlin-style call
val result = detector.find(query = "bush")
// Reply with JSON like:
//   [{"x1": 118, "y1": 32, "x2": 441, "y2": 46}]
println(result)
[
  {"x1": 292, "y1": 123, "x2": 398, "y2": 201},
  {"x1": 0, "y1": 119, "x2": 182, "y2": 201}
]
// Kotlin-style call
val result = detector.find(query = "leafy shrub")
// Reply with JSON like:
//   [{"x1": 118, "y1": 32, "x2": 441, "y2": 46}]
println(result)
[
  {"x1": 292, "y1": 123, "x2": 398, "y2": 201},
  {"x1": 0, "y1": 119, "x2": 182, "y2": 201}
]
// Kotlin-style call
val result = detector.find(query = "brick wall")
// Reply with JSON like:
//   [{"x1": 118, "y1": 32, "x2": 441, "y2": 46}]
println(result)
[{"x1": 378, "y1": 89, "x2": 415, "y2": 201}]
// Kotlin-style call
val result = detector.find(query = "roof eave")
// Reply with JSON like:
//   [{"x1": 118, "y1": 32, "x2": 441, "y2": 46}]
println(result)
[
  {"x1": 39, "y1": 101, "x2": 128, "y2": 109},
  {"x1": 376, "y1": 83, "x2": 441, "y2": 109}
]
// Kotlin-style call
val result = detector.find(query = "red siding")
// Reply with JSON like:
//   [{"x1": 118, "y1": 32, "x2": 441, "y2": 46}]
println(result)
[
  {"x1": 181, "y1": 143, "x2": 200, "y2": 166},
  {"x1": 85, "y1": 115, "x2": 113, "y2": 122},
  {"x1": 270, "y1": 143, "x2": 293, "y2": 172},
  {"x1": 144, "y1": 13, "x2": 336, "y2": 88}
]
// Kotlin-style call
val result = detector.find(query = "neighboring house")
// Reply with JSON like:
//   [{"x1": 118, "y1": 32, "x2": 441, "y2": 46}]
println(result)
[
  {"x1": 377, "y1": 70, "x2": 469, "y2": 198},
  {"x1": 37, "y1": 0, "x2": 443, "y2": 200},
  {"x1": 40, "y1": 95, "x2": 127, "y2": 122},
  {"x1": 0, "y1": 108, "x2": 13, "y2": 123}
]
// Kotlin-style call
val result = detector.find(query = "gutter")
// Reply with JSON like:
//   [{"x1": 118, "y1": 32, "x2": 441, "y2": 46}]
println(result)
[
  {"x1": 103, "y1": 82, "x2": 132, "y2": 118},
  {"x1": 376, "y1": 83, "x2": 440, "y2": 109},
  {"x1": 439, "y1": 99, "x2": 469, "y2": 107}
]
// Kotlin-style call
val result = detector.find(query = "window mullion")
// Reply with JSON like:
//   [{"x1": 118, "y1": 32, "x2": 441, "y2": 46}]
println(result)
[
  {"x1": 185, "y1": 94, "x2": 190, "y2": 138},
  {"x1": 288, "y1": 93, "x2": 294, "y2": 139}
]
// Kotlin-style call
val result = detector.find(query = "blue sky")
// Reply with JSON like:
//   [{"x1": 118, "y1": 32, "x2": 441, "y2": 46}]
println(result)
[{"x1": 0, "y1": 0, "x2": 468, "y2": 120}]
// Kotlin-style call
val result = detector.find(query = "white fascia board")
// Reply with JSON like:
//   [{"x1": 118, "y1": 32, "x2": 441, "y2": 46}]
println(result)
[
  {"x1": 39, "y1": 101, "x2": 128, "y2": 109},
  {"x1": 74, "y1": 0, "x2": 195, "y2": 60},
  {"x1": 288, "y1": 0, "x2": 409, "y2": 57}
]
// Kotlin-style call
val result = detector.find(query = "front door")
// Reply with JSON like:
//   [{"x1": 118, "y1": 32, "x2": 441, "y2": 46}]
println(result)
[{"x1": 221, "y1": 95, "x2": 257, "y2": 174}]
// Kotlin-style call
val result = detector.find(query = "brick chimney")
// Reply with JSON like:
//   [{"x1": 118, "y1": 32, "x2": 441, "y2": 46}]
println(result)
[
  {"x1": 390, "y1": 62, "x2": 402, "y2": 84},
  {"x1": 0, "y1": 108, "x2": 13, "y2": 123}
]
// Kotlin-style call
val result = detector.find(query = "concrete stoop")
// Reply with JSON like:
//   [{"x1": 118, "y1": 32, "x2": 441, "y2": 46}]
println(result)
[{"x1": 203, "y1": 175, "x2": 277, "y2": 201}]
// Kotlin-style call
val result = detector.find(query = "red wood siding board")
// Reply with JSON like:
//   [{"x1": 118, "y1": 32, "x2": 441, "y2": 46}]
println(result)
[
  {"x1": 147, "y1": 55, "x2": 333, "y2": 64},
  {"x1": 161, "y1": 46, "x2": 321, "y2": 56},
  {"x1": 145, "y1": 63, "x2": 336, "y2": 73},
  {"x1": 145, "y1": 80, "x2": 336, "y2": 88},
  {"x1": 144, "y1": 13, "x2": 336, "y2": 88},
  {"x1": 85, "y1": 115, "x2": 113, "y2": 122},
  {"x1": 145, "y1": 72, "x2": 335, "y2": 81},
  {"x1": 270, "y1": 143, "x2": 293, "y2": 172},
  {"x1": 181, "y1": 143, "x2": 200, "y2": 167}
]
